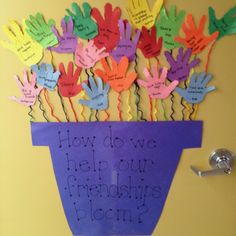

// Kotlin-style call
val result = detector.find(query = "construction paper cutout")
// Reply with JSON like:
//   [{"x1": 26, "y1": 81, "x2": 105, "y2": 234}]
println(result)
[
  {"x1": 155, "y1": 6, "x2": 186, "y2": 50},
  {"x1": 138, "y1": 66, "x2": 179, "y2": 99},
  {"x1": 175, "y1": 14, "x2": 219, "y2": 55},
  {"x1": 49, "y1": 17, "x2": 77, "y2": 53},
  {"x1": 58, "y1": 62, "x2": 83, "y2": 97},
  {"x1": 175, "y1": 72, "x2": 216, "y2": 104},
  {"x1": 127, "y1": 0, "x2": 164, "y2": 29},
  {"x1": 91, "y1": 3, "x2": 121, "y2": 52},
  {"x1": 138, "y1": 26, "x2": 163, "y2": 59},
  {"x1": 79, "y1": 77, "x2": 110, "y2": 110},
  {"x1": 31, "y1": 63, "x2": 60, "y2": 90},
  {"x1": 111, "y1": 20, "x2": 141, "y2": 62},
  {"x1": 95, "y1": 56, "x2": 137, "y2": 93},
  {"x1": 65, "y1": 2, "x2": 98, "y2": 40},
  {"x1": 75, "y1": 40, "x2": 108, "y2": 69},
  {"x1": 9, "y1": 71, "x2": 42, "y2": 106},
  {"x1": 31, "y1": 121, "x2": 203, "y2": 236},
  {"x1": 0, "y1": 20, "x2": 43, "y2": 66},
  {"x1": 165, "y1": 48, "x2": 200, "y2": 82},
  {"x1": 208, "y1": 6, "x2": 236, "y2": 40},
  {"x1": 25, "y1": 13, "x2": 58, "y2": 48}
]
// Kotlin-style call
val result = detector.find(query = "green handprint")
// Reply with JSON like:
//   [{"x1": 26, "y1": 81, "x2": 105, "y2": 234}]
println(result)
[
  {"x1": 25, "y1": 12, "x2": 58, "y2": 48},
  {"x1": 155, "y1": 5, "x2": 186, "y2": 50},
  {"x1": 209, "y1": 6, "x2": 236, "y2": 40},
  {"x1": 65, "y1": 2, "x2": 98, "y2": 39}
]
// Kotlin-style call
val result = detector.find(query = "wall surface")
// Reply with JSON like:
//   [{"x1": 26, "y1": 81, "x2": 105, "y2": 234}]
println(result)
[{"x1": 0, "y1": 0, "x2": 235, "y2": 236}]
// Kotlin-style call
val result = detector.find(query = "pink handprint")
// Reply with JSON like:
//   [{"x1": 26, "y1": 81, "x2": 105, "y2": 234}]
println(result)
[
  {"x1": 75, "y1": 40, "x2": 108, "y2": 69},
  {"x1": 10, "y1": 71, "x2": 43, "y2": 106},
  {"x1": 138, "y1": 66, "x2": 179, "y2": 99}
]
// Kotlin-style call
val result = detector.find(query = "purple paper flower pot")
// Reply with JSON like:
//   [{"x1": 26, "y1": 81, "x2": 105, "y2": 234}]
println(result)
[{"x1": 31, "y1": 121, "x2": 202, "y2": 236}]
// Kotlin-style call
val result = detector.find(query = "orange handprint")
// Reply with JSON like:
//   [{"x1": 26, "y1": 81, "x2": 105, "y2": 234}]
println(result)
[
  {"x1": 175, "y1": 14, "x2": 219, "y2": 55},
  {"x1": 95, "y1": 56, "x2": 137, "y2": 93}
]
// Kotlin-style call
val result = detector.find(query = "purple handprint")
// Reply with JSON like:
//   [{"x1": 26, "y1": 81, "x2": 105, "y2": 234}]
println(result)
[
  {"x1": 49, "y1": 17, "x2": 77, "y2": 53},
  {"x1": 165, "y1": 48, "x2": 200, "y2": 82},
  {"x1": 111, "y1": 20, "x2": 141, "y2": 62}
]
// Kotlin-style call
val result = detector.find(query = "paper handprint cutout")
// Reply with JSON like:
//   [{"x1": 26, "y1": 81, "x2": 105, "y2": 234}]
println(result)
[
  {"x1": 91, "y1": 3, "x2": 121, "y2": 52},
  {"x1": 58, "y1": 62, "x2": 83, "y2": 97},
  {"x1": 75, "y1": 40, "x2": 108, "y2": 69},
  {"x1": 165, "y1": 48, "x2": 200, "y2": 82},
  {"x1": 49, "y1": 17, "x2": 77, "y2": 53},
  {"x1": 79, "y1": 77, "x2": 110, "y2": 110},
  {"x1": 138, "y1": 26, "x2": 163, "y2": 58},
  {"x1": 31, "y1": 64, "x2": 60, "y2": 90},
  {"x1": 9, "y1": 71, "x2": 43, "y2": 106},
  {"x1": 127, "y1": 0, "x2": 163, "y2": 29},
  {"x1": 25, "y1": 13, "x2": 58, "y2": 48},
  {"x1": 175, "y1": 72, "x2": 216, "y2": 104},
  {"x1": 155, "y1": 5, "x2": 186, "y2": 50},
  {"x1": 138, "y1": 66, "x2": 179, "y2": 99},
  {"x1": 111, "y1": 20, "x2": 141, "y2": 62},
  {"x1": 0, "y1": 21, "x2": 43, "y2": 66},
  {"x1": 95, "y1": 56, "x2": 137, "y2": 93},
  {"x1": 175, "y1": 14, "x2": 219, "y2": 55},
  {"x1": 65, "y1": 2, "x2": 98, "y2": 39},
  {"x1": 209, "y1": 6, "x2": 236, "y2": 40}
]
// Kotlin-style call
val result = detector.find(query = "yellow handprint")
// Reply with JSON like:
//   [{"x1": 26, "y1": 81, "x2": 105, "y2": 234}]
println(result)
[
  {"x1": 0, "y1": 20, "x2": 43, "y2": 66},
  {"x1": 127, "y1": 0, "x2": 164, "y2": 29}
]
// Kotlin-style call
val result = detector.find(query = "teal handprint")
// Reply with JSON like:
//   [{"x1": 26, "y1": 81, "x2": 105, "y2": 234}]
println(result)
[
  {"x1": 31, "y1": 63, "x2": 60, "y2": 90},
  {"x1": 175, "y1": 72, "x2": 216, "y2": 104},
  {"x1": 25, "y1": 13, "x2": 58, "y2": 48},
  {"x1": 155, "y1": 5, "x2": 186, "y2": 50},
  {"x1": 65, "y1": 2, "x2": 98, "y2": 39},
  {"x1": 79, "y1": 77, "x2": 110, "y2": 110},
  {"x1": 209, "y1": 6, "x2": 236, "y2": 40}
]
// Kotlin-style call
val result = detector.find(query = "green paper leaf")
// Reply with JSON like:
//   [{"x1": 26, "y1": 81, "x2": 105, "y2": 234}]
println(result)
[{"x1": 208, "y1": 6, "x2": 236, "y2": 40}]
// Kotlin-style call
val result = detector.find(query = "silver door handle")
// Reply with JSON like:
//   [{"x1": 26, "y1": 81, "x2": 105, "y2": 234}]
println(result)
[{"x1": 191, "y1": 149, "x2": 234, "y2": 177}]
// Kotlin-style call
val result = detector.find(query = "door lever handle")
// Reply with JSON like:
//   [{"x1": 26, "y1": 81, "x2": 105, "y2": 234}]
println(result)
[{"x1": 191, "y1": 149, "x2": 234, "y2": 177}]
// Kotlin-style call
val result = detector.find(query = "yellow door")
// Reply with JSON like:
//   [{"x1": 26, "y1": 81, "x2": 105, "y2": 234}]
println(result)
[{"x1": 0, "y1": 0, "x2": 235, "y2": 236}]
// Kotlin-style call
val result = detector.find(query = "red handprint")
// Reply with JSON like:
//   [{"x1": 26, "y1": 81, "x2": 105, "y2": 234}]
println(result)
[
  {"x1": 138, "y1": 26, "x2": 163, "y2": 58},
  {"x1": 58, "y1": 62, "x2": 83, "y2": 98},
  {"x1": 91, "y1": 3, "x2": 121, "y2": 52}
]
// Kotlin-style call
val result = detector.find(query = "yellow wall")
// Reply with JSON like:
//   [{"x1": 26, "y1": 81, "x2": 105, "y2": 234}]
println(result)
[{"x1": 0, "y1": 0, "x2": 236, "y2": 236}]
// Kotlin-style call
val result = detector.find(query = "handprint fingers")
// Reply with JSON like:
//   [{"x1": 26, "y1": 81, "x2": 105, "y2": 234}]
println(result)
[
  {"x1": 137, "y1": 79, "x2": 148, "y2": 88},
  {"x1": 14, "y1": 75, "x2": 24, "y2": 90},
  {"x1": 205, "y1": 86, "x2": 216, "y2": 93},
  {"x1": 79, "y1": 99, "x2": 91, "y2": 107},
  {"x1": 82, "y1": 83, "x2": 94, "y2": 98},
  {"x1": 166, "y1": 80, "x2": 179, "y2": 94}
]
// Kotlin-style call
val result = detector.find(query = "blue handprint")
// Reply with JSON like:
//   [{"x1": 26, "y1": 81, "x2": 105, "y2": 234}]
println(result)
[
  {"x1": 79, "y1": 77, "x2": 110, "y2": 110},
  {"x1": 31, "y1": 63, "x2": 60, "y2": 90},
  {"x1": 175, "y1": 72, "x2": 216, "y2": 104}
]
